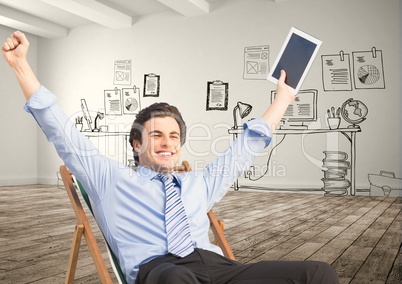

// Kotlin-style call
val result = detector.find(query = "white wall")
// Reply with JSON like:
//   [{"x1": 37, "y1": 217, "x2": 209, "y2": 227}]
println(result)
[
  {"x1": 1, "y1": 0, "x2": 400, "y2": 191},
  {"x1": 399, "y1": 0, "x2": 402, "y2": 182},
  {"x1": 0, "y1": 26, "x2": 38, "y2": 185},
  {"x1": 400, "y1": 0, "x2": 402, "y2": 182}
]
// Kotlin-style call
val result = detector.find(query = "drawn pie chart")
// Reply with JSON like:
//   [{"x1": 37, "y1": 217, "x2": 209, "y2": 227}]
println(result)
[
  {"x1": 125, "y1": 98, "x2": 139, "y2": 111},
  {"x1": 357, "y1": 65, "x2": 380, "y2": 85}
]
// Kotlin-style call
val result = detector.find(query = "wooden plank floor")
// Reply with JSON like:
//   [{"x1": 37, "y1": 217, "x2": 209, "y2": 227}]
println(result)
[{"x1": 0, "y1": 184, "x2": 401, "y2": 283}]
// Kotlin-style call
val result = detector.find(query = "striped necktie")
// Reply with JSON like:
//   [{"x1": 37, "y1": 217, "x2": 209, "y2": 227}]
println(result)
[{"x1": 158, "y1": 173, "x2": 194, "y2": 258}]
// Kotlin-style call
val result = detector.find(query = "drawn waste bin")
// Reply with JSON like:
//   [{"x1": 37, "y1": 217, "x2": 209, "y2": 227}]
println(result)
[{"x1": 322, "y1": 151, "x2": 351, "y2": 195}]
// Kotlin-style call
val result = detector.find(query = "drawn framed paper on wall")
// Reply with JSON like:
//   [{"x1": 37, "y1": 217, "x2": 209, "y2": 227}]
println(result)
[
  {"x1": 321, "y1": 51, "x2": 352, "y2": 91},
  {"x1": 104, "y1": 87, "x2": 122, "y2": 115},
  {"x1": 114, "y1": 60, "x2": 131, "y2": 85},
  {"x1": 352, "y1": 47, "x2": 385, "y2": 89},
  {"x1": 243, "y1": 45, "x2": 270, "y2": 80},
  {"x1": 122, "y1": 85, "x2": 141, "y2": 115},
  {"x1": 143, "y1": 73, "x2": 160, "y2": 97},
  {"x1": 206, "y1": 80, "x2": 229, "y2": 111}
]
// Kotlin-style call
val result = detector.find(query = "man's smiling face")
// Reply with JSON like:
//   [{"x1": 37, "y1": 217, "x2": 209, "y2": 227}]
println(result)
[{"x1": 133, "y1": 116, "x2": 181, "y2": 173}]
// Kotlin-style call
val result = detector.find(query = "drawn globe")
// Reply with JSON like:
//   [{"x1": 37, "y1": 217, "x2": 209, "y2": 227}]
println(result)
[{"x1": 341, "y1": 98, "x2": 368, "y2": 127}]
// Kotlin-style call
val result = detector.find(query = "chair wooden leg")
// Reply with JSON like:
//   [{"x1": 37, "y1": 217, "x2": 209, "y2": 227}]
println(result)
[
  {"x1": 212, "y1": 220, "x2": 225, "y2": 245},
  {"x1": 208, "y1": 210, "x2": 235, "y2": 260},
  {"x1": 61, "y1": 165, "x2": 114, "y2": 284},
  {"x1": 65, "y1": 224, "x2": 84, "y2": 284}
]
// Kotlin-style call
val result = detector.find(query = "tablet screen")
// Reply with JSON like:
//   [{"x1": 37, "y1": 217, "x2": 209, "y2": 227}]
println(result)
[
  {"x1": 268, "y1": 27, "x2": 322, "y2": 94},
  {"x1": 271, "y1": 33, "x2": 317, "y2": 89}
]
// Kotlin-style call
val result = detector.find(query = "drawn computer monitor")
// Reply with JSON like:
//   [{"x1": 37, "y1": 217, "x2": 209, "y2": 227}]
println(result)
[
  {"x1": 270, "y1": 89, "x2": 318, "y2": 128},
  {"x1": 81, "y1": 99, "x2": 93, "y2": 131}
]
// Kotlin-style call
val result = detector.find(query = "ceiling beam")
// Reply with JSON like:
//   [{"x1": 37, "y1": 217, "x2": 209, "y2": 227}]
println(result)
[
  {"x1": 158, "y1": 0, "x2": 209, "y2": 17},
  {"x1": 39, "y1": 0, "x2": 133, "y2": 29},
  {"x1": 0, "y1": 4, "x2": 68, "y2": 39}
]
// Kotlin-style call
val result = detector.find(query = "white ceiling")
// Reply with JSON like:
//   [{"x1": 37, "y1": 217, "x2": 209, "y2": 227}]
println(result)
[{"x1": 0, "y1": 0, "x2": 279, "y2": 39}]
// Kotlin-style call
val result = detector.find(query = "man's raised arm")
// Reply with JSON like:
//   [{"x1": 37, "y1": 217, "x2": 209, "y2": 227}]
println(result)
[
  {"x1": 2, "y1": 31, "x2": 41, "y2": 101},
  {"x1": 262, "y1": 70, "x2": 296, "y2": 133}
]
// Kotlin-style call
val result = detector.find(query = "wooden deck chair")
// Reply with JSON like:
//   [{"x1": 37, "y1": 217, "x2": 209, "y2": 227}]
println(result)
[{"x1": 60, "y1": 162, "x2": 234, "y2": 284}]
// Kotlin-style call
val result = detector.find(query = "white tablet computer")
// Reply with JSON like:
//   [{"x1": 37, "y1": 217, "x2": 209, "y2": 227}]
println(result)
[{"x1": 267, "y1": 27, "x2": 322, "y2": 94}]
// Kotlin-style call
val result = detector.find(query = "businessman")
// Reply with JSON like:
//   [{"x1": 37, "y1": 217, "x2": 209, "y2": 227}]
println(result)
[{"x1": 3, "y1": 31, "x2": 339, "y2": 284}]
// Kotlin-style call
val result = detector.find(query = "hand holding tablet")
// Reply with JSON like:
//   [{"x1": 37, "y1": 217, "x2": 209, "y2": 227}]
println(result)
[{"x1": 267, "y1": 27, "x2": 322, "y2": 95}]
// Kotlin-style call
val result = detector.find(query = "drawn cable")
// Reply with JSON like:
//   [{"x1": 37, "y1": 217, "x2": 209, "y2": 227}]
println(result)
[{"x1": 248, "y1": 134, "x2": 287, "y2": 181}]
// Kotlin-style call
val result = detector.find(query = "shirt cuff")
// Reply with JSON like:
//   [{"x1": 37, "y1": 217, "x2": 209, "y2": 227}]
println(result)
[
  {"x1": 23, "y1": 86, "x2": 57, "y2": 113},
  {"x1": 243, "y1": 118, "x2": 272, "y2": 148}
]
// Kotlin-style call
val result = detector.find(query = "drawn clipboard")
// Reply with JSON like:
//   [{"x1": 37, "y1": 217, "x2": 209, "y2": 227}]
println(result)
[
  {"x1": 143, "y1": 73, "x2": 160, "y2": 97},
  {"x1": 206, "y1": 80, "x2": 228, "y2": 111}
]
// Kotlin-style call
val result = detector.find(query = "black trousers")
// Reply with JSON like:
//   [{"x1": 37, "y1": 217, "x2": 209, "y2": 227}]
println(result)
[{"x1": 137, "y1": 249, "x2": 339, "y2": 284}]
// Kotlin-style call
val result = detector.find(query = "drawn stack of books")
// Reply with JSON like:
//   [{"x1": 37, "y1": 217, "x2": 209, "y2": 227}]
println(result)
[{"x1": 322, "y1": 151, "x2": 351, "y2": 195}]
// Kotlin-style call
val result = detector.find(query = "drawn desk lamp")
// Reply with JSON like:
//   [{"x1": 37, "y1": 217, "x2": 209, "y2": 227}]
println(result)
[
  {"x1": 93, "y1": 111, "x2": 105, "y2": 132},
  {"x1": 233, "y1": 101, "x2": 252, "y2": 129}
]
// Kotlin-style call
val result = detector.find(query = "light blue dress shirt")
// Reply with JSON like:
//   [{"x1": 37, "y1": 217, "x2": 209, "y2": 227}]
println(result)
[{"x1": 25, "y1": 86, "x2": 272, "y2": 284}]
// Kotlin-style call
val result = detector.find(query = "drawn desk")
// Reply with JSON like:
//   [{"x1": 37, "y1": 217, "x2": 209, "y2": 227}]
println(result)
[
  {"x1": 83, "y1": 131, "x2": 131, "y2": 165},
  {"x1": 228, "y1": 127, "x2": 361, "y2": 195}
]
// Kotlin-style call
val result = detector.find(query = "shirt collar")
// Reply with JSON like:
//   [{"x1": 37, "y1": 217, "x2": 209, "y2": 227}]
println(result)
[{"x1": 137, "y1": 165, "x2": 181, "y2": 186}]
